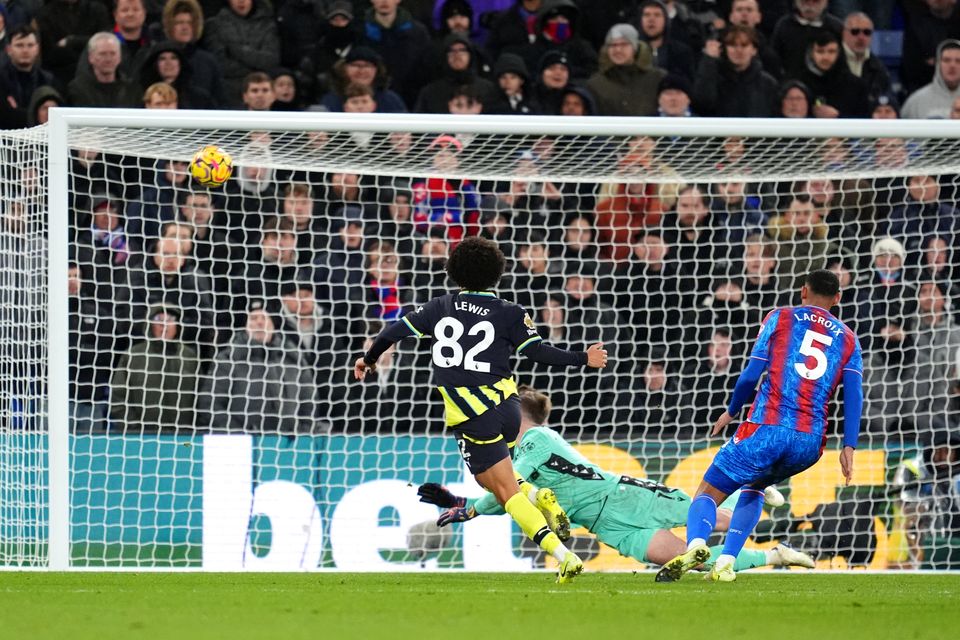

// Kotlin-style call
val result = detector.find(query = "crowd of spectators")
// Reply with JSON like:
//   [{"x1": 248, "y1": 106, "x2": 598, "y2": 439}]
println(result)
[
  {"x1": 1, "y1": 0, "x2": 957, "y2": 443},
  {"x1": 53, "y1": 127, "x2": 960, "y2": 442},
  {"x1": 2, "y1": 0, "x2": 960, "y2": 123}
]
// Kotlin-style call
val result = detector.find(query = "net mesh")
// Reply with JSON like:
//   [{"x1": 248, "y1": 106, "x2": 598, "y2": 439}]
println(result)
[
  {"x1": 6, "y1": 117, "x2": 960, "y2": 570},
  {"x1": 0, "y1": 127, "x2": 48, "y2": 567}
]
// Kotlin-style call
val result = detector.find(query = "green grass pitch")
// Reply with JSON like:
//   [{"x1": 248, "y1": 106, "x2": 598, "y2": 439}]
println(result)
[{"x1": 2, "y1": 572, "x2": 958, "y2": 640}]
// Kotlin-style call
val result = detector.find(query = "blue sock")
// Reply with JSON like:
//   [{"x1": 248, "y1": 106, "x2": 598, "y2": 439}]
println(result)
[
  {"x1": 721, "y1": 488, "x2": 765, "y2": 558},
  {"x1": 686, "y1": 494, "x2": 718, "y2": 546}
]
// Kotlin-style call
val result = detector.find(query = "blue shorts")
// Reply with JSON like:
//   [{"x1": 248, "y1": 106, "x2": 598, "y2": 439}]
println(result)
[{"x1": 708, "y1": 422, "x2": 824, "y2": 492}]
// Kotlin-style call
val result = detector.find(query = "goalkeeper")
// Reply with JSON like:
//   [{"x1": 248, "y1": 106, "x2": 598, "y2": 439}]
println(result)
[{"x1": 418, "y1": 386, "x2": 814, "y2": 572}]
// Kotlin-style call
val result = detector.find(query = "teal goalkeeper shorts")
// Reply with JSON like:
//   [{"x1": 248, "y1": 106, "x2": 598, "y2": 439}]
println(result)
[{"x1": 590, "y1": 477, "x2": 742, "y2": 563}]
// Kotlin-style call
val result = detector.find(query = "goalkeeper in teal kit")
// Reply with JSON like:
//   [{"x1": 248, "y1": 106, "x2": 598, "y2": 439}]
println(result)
[{"x1": 418, "y1": 386, "x2": 814, "y2": 571}]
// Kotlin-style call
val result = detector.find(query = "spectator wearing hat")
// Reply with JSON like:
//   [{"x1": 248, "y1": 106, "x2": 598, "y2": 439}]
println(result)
[
  {"x1": 770, "y1": 0, "x2": 843, "y2": 81},
  {"x1": 203, "y1": 0, "x2": 280, "y2": 107},
  {"x1": 503, "y1": 0, "x2": 598, "y2": 81},
  {"x1": 303, "y1": 0, "x2": 361, "y2": 104},
  {"x1": 657, "y1": 73, "x2": 693, "y2": 116},
  {"x1": 436, "y1": 0, "x2": 476, "y2": 38},
  {"x1": 487, "y1": 0, "x2": 545, "y2": 60},
  {"x1": 270, "y1": 69, "x2": 303, "y2": 110},
  {"x1": 486, "y1": 52, "x2": 540, "y2": 113},
  {"x1": 109, "y1": 305, "x2": 201, "y2": 431},
  {"x1": 26, "y1": 85, "x2": 65, "y2": 126},
  {"x1": 160, "y1": 0, "x2": 226, "y2": 106},
  {"x1": 358, "y1": 0, "x2": 432, "y2": 107},
  {"x1": 586, "y1": 23, "x2": 664, "y2": 116},
  {"x1": 857, "y1": 236, "x2": 917, "y2": 432},
  {"x1": 637, "y1": 0, "x2": 695, "y2": 83},
  {"x1": 421, "y1": 1, "x2": 495, "y2": 84},
  {"x1": 693, "y1": 24, "x2": 778, "y2": 117},
  {"x1": 870, "y1": 92, "x2": 900, "y2": 118},
  {"x1": 320, "y1": 46, "x2": 407, "y2": 112},
  {"x1": 414, "y1": 33, "x2": 495, "y2": 112},
  {"x1": 777, "y1": 78, "x2": 812, "y2": 117},
  {"x1": 558, "y1": 83, "x2": 596, "y2": 114},
  {"x1": 903, "y1": 40, "x2": 960, "y2": 119},
  {"x1": 841, "y1": 12, "x2": 891, "y2": 100},
  {"x1": 531, "y1": 48, "x2": 571, "y2": 113},
  {"x1": 798, "y1": 29, "x2": 869, "y2": 118},
  {"x1": 137, "y1": 40, "x2": 215, "y2": 109}
]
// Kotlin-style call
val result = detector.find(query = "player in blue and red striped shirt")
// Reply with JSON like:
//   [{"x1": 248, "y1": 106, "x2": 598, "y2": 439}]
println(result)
[{"x1": 656, "y1": 269, "x2": 864, "y2": 583}]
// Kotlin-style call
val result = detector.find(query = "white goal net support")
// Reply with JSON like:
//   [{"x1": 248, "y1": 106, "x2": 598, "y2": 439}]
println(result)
[{"x1": 2, "y1": 110, "x2": 959, "y2": 571}]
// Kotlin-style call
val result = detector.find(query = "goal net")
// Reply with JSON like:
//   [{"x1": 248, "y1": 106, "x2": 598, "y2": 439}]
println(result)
[{"x1": 4, "y1": 111, "x2": 960, "y2": 571}]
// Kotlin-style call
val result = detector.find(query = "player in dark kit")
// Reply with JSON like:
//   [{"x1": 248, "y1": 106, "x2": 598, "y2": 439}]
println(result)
[{"x1": 354, "y1": 237, "x2": 607, "y2": 583}]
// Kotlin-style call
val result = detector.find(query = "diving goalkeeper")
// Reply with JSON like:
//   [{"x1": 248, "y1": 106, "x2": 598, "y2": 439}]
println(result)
[{"x1": 418, "y1": 386, "x2": 814, "y2": 572}]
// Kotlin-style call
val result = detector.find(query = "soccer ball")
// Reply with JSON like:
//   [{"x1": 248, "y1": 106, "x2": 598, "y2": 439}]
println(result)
[{"x1": 189, "y1": 145, "x2": 233, "y2": 188}]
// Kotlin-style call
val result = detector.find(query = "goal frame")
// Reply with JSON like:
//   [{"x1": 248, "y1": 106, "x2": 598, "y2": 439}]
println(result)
[{"x1": 45, "y1": 108, "x2": 960, "y2": 570}]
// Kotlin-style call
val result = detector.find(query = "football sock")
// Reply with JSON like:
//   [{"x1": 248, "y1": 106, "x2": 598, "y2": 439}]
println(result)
[
  {"x1": 686, "y1": 494, "x2": 718, "y2": 548},
  {"x1": 707, "y1": 546, "x2": 767, "y2": 571},
  {"x1": 517, "y1": 479, "x2": 538, "y2": 504},
  {"x1": 721, "y1": 488, "x2": 765, "y2": 559},
  {"x1": 505, "y1": 492, "x2": 568, "y2": 562}
]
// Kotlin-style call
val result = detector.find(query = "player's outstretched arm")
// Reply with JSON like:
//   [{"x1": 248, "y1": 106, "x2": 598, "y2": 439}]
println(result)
[
  {"x1": 521, "y1": 340, "x2": 608, "y2": 369},
  {"x1": 353, "y1": 320, "x2": 416, "y2": 380},
  {"x1": 840, "y1": 369, "x2": 864, "y2": 485}
]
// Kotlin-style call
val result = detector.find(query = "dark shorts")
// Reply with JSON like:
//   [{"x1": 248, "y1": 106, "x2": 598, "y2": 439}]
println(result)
[{"x1": 453, "y1": 395, "x2": 521, "y2": 475}]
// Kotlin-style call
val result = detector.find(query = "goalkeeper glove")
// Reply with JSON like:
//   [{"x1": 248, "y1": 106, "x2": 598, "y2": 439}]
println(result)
[
  {"x1": 418, "y1": 482, "x2": 467, "y2": 509},
  {"x1": 437, "y1": 505, "x2": 476, "y2": 527}
]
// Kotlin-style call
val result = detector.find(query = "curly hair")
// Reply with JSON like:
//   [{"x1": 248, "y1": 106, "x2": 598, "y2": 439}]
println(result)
[{"x1": 446, "y1": 237, "x2": 505, "y2": 291}]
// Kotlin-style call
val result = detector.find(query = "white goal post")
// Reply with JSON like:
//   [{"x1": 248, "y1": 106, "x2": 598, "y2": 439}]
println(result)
[{"x1": 5, "y1": 109, "x2": 960, "y2": 570}]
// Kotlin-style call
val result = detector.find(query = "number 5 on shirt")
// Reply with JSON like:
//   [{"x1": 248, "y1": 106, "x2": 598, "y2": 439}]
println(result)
[{"x1": 794, "y1": 329, "x2": 833, "y2": 380}]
